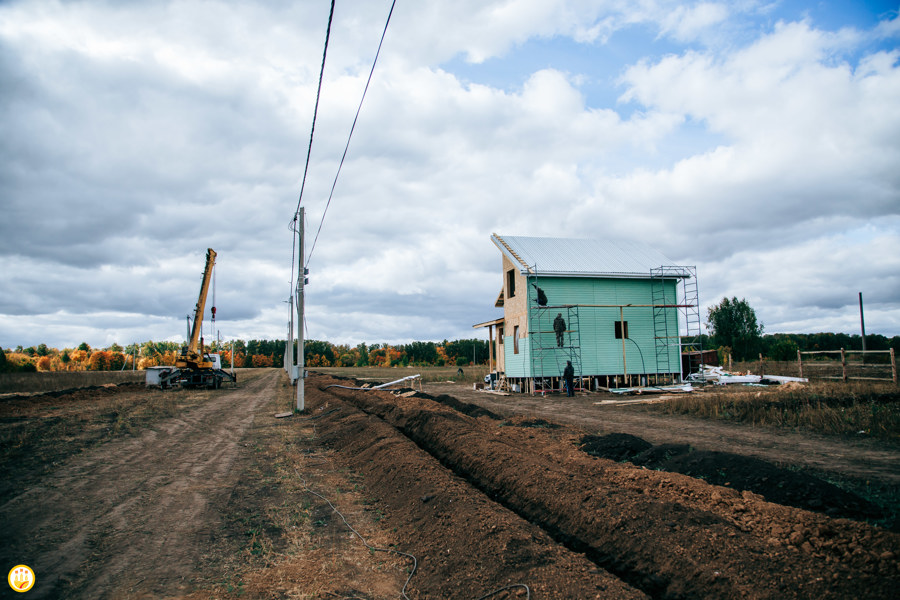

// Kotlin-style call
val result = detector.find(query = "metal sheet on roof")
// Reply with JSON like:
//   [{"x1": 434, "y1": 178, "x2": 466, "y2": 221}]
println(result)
[{"x1": 493, "y1": 234, "x2": 677, "y2": 277}]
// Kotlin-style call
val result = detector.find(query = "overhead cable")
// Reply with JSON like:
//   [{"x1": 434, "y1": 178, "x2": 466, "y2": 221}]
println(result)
[
  {"x1": 290, "y1": 0, "x2": 336, "y2": 291},
  {"x1": 306, "y1": 0, "x2": 398, "y2": 268}
]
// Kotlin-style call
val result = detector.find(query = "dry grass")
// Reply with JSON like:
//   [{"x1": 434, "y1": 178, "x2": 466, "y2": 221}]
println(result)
[
  {"x1": 646, "y1": 380, "x2": 900, "y2": 441},
  {"x1": 313, "y1": 365, "x2": 490, "y2": 385},
  {"x1": 186, "y1": 370, "x2": 405, "y2": 599}
]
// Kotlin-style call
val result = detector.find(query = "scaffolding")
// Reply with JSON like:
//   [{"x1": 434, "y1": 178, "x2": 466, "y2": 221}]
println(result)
[
  {"x1": 650, "y1": 266, "x2": 702, "y2": 382},
  {"x1": 528, "y1": 300, "x2": 582, "y2": 393}
]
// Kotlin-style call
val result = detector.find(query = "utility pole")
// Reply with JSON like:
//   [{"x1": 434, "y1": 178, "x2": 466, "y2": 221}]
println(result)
[
  {"x1": 295, "y1": 207, "x2": 306, "y2": 411},
  {"x1": 859, "y1": 292, "x2": 867, "y2": 352}
]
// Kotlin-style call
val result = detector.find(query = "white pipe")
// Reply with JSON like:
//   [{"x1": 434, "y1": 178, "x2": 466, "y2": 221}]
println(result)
[{"x1": 326, "y1": 374, "x2": 421, "y2": 391}]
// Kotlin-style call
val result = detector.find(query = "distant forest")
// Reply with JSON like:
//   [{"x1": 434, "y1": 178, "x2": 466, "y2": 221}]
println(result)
[
  {"x1": 0, "y1": 338, "x2": 491, "y2": 372},
  {"x1": 1, "y1": 332, "x2": 896, "y2": 373}
]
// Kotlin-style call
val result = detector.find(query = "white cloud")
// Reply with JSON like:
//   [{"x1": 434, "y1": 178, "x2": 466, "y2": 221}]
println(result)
[{"x1": 1, "y1": 0, "x2": 899, "y2": 351}]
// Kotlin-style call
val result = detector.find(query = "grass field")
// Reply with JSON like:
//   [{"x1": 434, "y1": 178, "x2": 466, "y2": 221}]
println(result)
[
  {"x1": 311, "y1": 365, "x2": 491, "y2": 385},
  {"x1": 646, "y1": 380, "x2": 900, "y2": 442}
]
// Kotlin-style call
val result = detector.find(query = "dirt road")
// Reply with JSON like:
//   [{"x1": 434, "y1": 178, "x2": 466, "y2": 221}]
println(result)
[
  {"x1": 0, "y1": 370, "x2": 279, "y2": 599},
  {"x1": 2, "y1": 370, "x2": 898, "y2": 599}
]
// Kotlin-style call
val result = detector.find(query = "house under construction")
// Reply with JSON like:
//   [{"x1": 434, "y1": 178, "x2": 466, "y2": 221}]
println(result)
[{"x1": 474, "y1": 234, "x2": 702, "y2": 393}]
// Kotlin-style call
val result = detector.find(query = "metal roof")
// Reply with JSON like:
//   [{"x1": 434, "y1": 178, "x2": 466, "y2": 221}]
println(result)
[{"x1": 491, "y1": 233, "x2": 681, "y2": 278}]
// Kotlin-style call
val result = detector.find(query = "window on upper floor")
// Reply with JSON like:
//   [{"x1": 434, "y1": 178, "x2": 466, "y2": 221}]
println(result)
[{"x1": 506, "y1": 269, "x2": 516, "y2": 298}]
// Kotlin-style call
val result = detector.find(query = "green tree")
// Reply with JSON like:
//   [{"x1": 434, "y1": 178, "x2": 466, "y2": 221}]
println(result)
[
  {"x1": 768, "y1": 337, "x2": 799, "y2": 361},
  {"x1": 706, "y1": 297, "x2": 764, "y2": 361},
  {"x1": 355, "y1": 343, "x2": 369, "y2": 366}
]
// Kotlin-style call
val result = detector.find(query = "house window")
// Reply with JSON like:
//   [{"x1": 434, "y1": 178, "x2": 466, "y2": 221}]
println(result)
[
  {"x1": 513, "y1": 325, "x2": 519, "y2": 354},
  {"x1": 506, "y1": 269, "x2": 516, "y2": 298},
  {"x1": 498, "y1": 326, "x2": 504, "y2": 344},
  {"x1": 615, "y1": 321, "x2": 629, "y2": 339}
]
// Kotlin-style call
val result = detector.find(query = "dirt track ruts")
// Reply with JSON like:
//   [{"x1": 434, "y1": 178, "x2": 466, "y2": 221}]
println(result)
[{"x1": 0, "y1": 370, "x2": 278, "y2": 599}]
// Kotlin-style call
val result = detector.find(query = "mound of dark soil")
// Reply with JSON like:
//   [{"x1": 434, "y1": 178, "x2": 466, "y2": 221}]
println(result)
[
  {"x1": 579, "y1": 433, "x2": 652, "y2": 462},
  {"x1": 426, "y1": 393, "x2": 503, "y2": 420},
  {"x1": 656, "y1": 450, "x2": 884, "y2": 522},
  {"x1": 580, "y1": 434, "x2": 885, "y2": 524},
  {"x1": 323, "y1": 378, "x2": 900, "y2": 599}
]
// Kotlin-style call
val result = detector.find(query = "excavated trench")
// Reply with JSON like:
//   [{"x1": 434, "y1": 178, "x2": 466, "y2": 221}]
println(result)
[{"x1": 308, "y1": 375, "x2": 899, "y2": 600}]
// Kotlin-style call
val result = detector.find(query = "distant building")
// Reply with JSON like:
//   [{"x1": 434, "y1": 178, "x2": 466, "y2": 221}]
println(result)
[{"x1": 474, "y1": 234, "x2": 702, "y2": 393}]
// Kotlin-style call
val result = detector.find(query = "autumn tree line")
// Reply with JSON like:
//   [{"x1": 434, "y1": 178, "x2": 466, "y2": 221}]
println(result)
[
  {"x1": 0, "y1": 338, "x2": 492, "y2": 373},
  {"x1": 1, "y1": 299, "x2": 896, "y2": 373}
]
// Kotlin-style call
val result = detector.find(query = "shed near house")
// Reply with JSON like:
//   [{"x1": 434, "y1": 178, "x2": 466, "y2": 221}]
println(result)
[{"x1": 474, "y1": 234, "x2": 702, "y2": 393}]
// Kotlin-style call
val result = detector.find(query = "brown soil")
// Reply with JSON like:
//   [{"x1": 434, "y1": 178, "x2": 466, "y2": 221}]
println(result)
[{"x1": 1, "y1": 370, "x2": 898, "y2": 600}]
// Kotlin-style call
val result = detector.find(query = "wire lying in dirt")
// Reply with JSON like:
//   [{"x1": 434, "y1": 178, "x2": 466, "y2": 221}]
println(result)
[
  {"x1": 295, "y1": 406, "x2": 535, "y2": 600},
  {"x1": 294, "y1": 466, "x2": 418, "y2": 599}
]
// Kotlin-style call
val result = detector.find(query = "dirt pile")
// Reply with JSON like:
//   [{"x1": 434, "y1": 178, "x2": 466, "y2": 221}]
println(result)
[
  {"x1": 308, "y1": 377, "x2": 648, "y2": 598},
  {"x1": 317, "y1": 375, "x2": 899, "y2": 600},
  {"x1": 578, "y1": 433, "x2": 887, "y2": 525}
]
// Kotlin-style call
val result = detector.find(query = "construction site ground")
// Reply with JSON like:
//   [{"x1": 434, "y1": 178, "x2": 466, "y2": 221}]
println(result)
[{"x1": 1, "y1": 369, "x2": 898, "y2": 600}]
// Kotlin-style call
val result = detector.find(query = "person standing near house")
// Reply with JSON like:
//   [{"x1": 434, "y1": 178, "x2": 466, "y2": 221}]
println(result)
[
  {"x1": 553, "y1": 313, "x2": 566, "y2": 347},
  {"x1": 563, "y1": 360, "x2": 575, "y2": 396}
]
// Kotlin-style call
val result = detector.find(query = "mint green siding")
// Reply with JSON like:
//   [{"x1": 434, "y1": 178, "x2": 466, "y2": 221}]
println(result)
[{"x1": 505, "y1": 277, "x2": 680, "y2": 378}]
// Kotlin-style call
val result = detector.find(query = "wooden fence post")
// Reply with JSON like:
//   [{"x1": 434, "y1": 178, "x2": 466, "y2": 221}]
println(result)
[
  {"x1": 841, "y1": 348, "x2": 847, "y2": 383},
  {"x1": 891, "y1": 347, "x2": 897, "y2": 385},
  {"x1": 797, "y1": 350, "x2": 803, "y2": 378},
  {"x1": 758, "y1": 353, "x2": 764, "y2": 376}
]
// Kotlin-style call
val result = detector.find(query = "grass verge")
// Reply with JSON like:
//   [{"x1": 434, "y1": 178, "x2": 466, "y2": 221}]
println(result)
[{"x1": 643, "y1": 381, "x2": 900, "y2": 441}]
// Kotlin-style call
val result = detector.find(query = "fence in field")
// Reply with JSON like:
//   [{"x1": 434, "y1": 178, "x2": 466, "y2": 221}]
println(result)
[{"x1": 794, "y1": 348, "x2": 897, "y2": 384}]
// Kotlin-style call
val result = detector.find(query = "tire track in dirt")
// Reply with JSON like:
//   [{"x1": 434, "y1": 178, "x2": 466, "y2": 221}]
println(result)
[{"x1": 0, "y1": 370, "x2": 278, "y2": 599}]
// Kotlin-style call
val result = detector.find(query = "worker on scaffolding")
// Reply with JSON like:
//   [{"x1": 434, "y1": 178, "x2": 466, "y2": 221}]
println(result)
[
  {"x1": 553, "y1": 313, "x2": 566, "y2": 347},
  {"x1": 563, "y1": 360, "x2": 575, "y2": 397}
]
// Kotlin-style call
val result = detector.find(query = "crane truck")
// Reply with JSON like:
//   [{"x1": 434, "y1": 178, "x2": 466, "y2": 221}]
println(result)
[{"x1": 157, "y1": 248, "x2": 237, "y2": 389}]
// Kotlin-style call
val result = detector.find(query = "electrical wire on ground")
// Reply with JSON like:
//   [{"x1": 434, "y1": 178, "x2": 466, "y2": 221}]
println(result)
[
  {"x1": 305, "y1": 0, "x2": 398, "y2": 269},
  {"x1": 293, "y1": 465, "x2": 418, "y2": 600}
]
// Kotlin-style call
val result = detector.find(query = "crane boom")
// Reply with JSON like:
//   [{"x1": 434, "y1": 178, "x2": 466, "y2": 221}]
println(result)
[{"x1": 176, "y1": 248, "x2": 216, "y2": 370}]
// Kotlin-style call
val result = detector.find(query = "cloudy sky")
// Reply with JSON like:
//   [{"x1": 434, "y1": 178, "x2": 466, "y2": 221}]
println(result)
[{"x1": 1, "y1": 0, "x2": 898, "y2": 351}]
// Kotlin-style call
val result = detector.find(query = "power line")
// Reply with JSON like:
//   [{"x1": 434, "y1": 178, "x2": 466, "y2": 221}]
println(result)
[
  {"x1": 306, "y1": 0, "x2": 398, "y2": 267},
  {"x1": 291, "y1": 0, "x2": 336, "y2": 291}
]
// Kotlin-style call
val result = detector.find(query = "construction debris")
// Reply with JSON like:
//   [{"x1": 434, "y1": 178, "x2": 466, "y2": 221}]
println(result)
[
  {"x1": 688, "y1": 366, "x2": 808, "y2": 386},
  {"x1": 609, "y1": 384, "x2": 694, "y2": 395}
]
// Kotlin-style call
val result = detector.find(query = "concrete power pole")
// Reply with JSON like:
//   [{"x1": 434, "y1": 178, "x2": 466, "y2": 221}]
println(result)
[
  {"x1": 295, "y1": 207, "x2": 306, "y2": 411},
  {"x1": 859, "y1": 292, "x2": 867, "y2": 352}
]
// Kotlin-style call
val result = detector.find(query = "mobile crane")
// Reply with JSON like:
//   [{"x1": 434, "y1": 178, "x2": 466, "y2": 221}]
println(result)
[{"x1": 158, "y1": 248, "x2": 237, "y2": 389}]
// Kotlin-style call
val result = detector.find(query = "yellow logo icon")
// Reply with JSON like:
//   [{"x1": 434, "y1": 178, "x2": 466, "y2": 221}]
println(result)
[{"x1": 8, "y1": 565, "x2": 35, "y2": 592}]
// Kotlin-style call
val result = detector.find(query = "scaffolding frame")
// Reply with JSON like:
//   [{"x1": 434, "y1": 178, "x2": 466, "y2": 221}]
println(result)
[
  {"x1": 650, "y1": 266, "x2": 703, "y2": 382},
  {"x1": 527, "y1": 298, "x2": 583, "y2": 394}
]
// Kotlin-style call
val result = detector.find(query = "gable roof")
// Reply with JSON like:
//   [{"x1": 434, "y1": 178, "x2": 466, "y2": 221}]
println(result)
[{"x1": 491, "y1": 233, "x2": 680, "y2": 278}]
